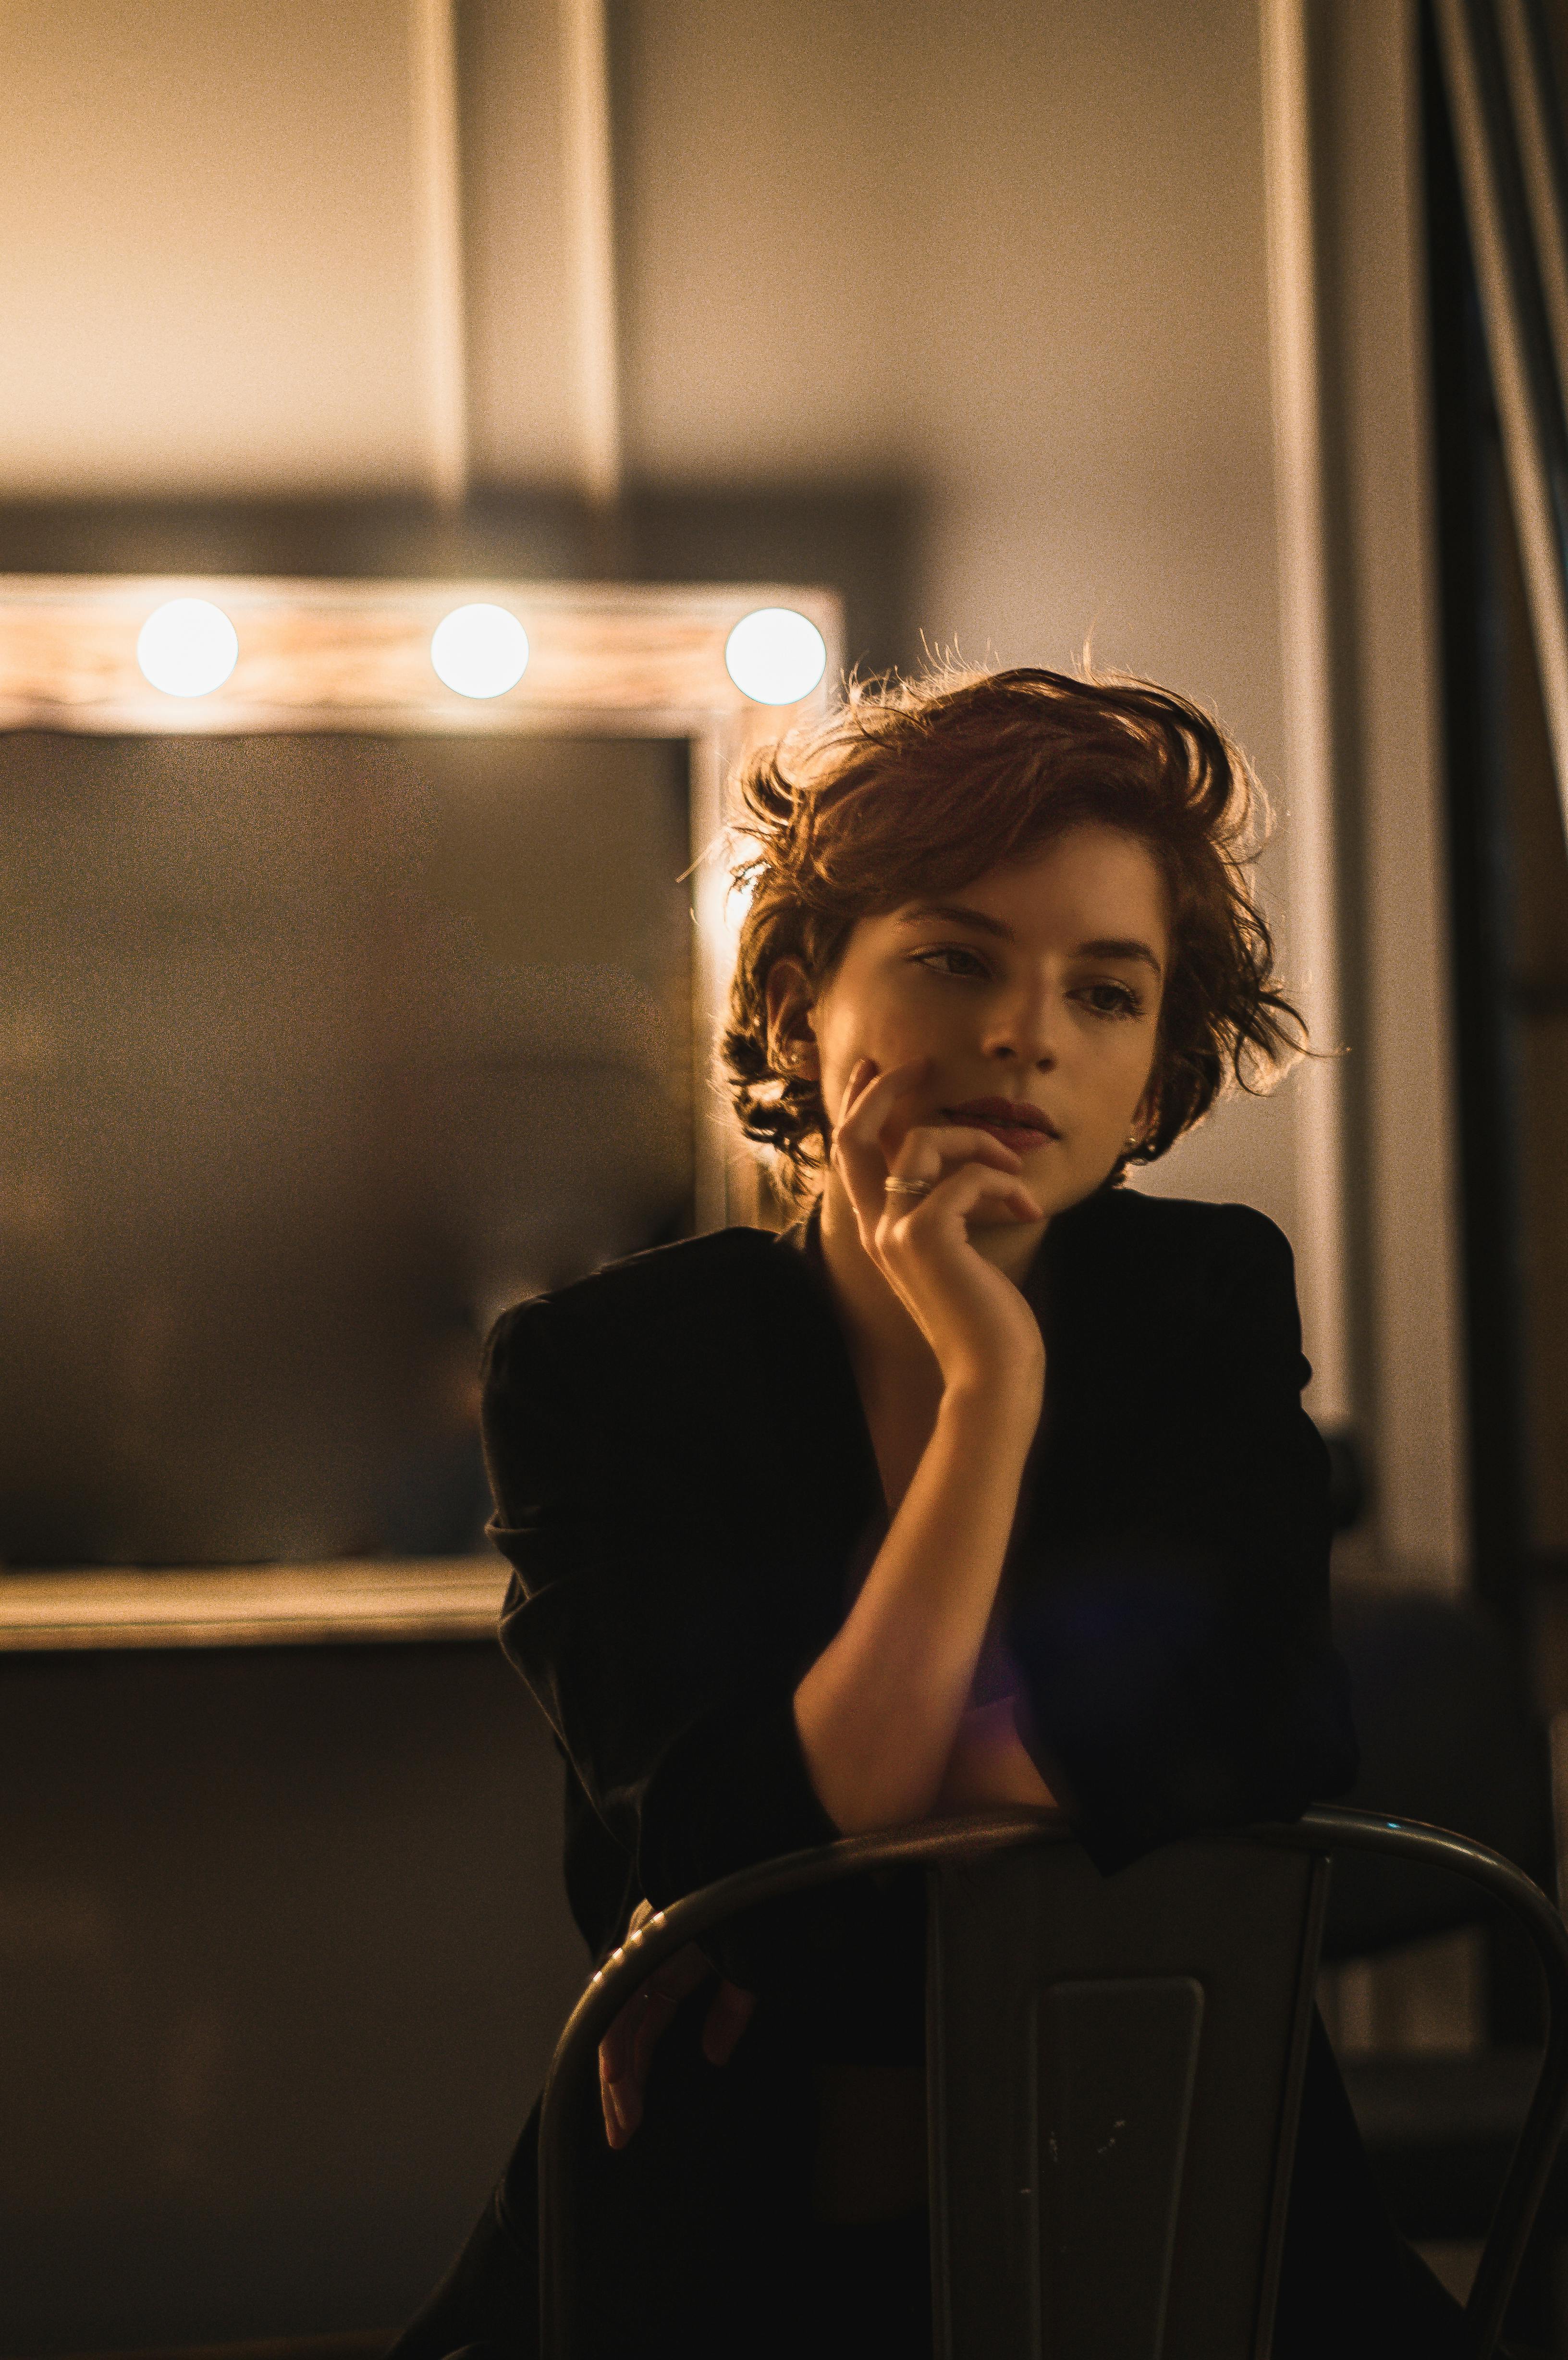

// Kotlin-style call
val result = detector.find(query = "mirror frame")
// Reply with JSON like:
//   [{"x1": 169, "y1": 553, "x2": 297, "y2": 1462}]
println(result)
[{"x1": 0, "y1": 572, "x2": 842, "y2": 1649}]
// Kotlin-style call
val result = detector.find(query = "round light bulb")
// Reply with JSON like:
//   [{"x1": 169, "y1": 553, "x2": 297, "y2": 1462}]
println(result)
[
  {"x1": 430, "y1": 603, "x2": 529, "y2": 699},
  {"x1": 136, "y1": 598, "x2": 240, "y2": 698},
  {"x1": 723, "y1": 607, "x2": 828, "y2": 706}
]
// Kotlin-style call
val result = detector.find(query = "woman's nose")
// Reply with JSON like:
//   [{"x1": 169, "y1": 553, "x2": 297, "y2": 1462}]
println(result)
[{"x1": 985, "y1": 986, "x2": 1059, "y2": 1069}]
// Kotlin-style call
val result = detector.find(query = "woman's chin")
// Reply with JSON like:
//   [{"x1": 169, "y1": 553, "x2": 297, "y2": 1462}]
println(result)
[{"x1": 965, "y1": 1203, "x2": 1048, "y2": 1233}]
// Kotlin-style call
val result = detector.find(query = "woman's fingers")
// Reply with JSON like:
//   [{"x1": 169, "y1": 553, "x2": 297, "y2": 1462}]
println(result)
[
  {"x1": 885, "y1": 1121, "x2": 1028, "y2": 1188},
  {"x1": 867, "y1": 1127, "x2": 1031, "y2": 1258},
  {"x1": 831, "y1": 1056, "x2": 928, "y2": 1182},
  {"x1": 598, "y1": 1993, "x2": 648, "y2": 2146},
  {"x1": 599, "y1": 1943, "x2": 701, "y2": 2146},
  {"x1": 874, "y1": 1158, "x2": 1049, "y2": 1392},
  {"x1": 597, "y1": 1941, "x2": 754, "y2": 2148},
  {"x1": 883, "y1": 1157, "x2": 1043, "y2": 1231},
  {"x1": 625, "y1": 1986, "x2": 676, "y2": 2087},
  {"x1": 701, "y1": 1978, "x2": 758, "y2": 2066},
  {"x1": 602, "y1": 1995, "x2": 662, "y2": 2145},
  {"x1": 829, "y1": 1063, "x2": 1046, "y2": 1387},
  {"x1": 832, "y1": 1064, "x2": 929, "y2": 1242},
  {"x1": 833, "y1": 1062, "x2": 1028, "y2": 1236}
]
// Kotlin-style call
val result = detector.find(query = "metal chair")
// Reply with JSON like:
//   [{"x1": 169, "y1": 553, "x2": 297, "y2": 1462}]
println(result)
[{"x1": 536, "y1": 1805, "x2": 1568, "y2": 2359}]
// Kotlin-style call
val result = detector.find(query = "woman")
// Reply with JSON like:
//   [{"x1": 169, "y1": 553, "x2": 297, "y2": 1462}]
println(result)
[{"x1": 392, "y1": 666, "x2": 1470, "y2": 2358}]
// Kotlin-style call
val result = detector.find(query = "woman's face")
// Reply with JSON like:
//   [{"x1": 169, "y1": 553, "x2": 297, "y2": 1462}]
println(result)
[{"x1": 798, "y1": 824, "x2": 1170, "y2": 1226}]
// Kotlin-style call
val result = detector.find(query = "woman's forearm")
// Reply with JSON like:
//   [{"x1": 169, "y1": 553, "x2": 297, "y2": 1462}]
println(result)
[{"x1": 793, "y1": 1383, "x2": 1037, "y2": 1832}]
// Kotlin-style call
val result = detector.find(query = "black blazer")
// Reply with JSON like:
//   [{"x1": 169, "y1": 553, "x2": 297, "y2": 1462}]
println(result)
[
  {"x1": 482, "y1": 1181, "x2": 1357, "y2": 1964},
  {"x1": 400, "y1": 1185, "x2": 1469, "y2": 2359}
]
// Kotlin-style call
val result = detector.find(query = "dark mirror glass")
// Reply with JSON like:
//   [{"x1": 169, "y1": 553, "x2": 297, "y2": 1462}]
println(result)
[{"x1": 0, "y1": 730, "x2": 695, "y2": 1567}]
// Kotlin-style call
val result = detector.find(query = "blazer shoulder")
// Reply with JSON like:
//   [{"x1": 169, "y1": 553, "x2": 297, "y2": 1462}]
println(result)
[
  {"x1": 484, "y1": 1224, "x2": 796, "y2": 1363},
  {"x1": 1102, "y1": 1187, "x2": 1294, "y2": 1269},
  {"x1": 1062, "y1": 1191, "x2": 1310, "y2": 1402},
  {"x1": 1070, "y1": 1192, "x2": 1299, "y2": 1340}
]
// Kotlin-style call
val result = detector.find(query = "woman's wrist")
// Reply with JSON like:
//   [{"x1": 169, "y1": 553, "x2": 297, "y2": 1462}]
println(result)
[{"x1": 937, "y1": 1364, "x2": 1043, "y2": 1448}]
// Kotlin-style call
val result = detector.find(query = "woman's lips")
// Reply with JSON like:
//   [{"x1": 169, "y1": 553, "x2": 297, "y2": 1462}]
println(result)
[
  {"x1": 968, "y1": 1119, "x2": 1056, "y2": 1153},
  {"x1": 943, "y1": 1100, "x2": 1060, "y2": 1151}
]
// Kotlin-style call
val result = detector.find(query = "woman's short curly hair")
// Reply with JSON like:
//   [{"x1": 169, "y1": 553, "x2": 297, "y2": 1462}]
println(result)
[{"x1": 720, "y1": 663, "x2": 1306, "y2": 1202}]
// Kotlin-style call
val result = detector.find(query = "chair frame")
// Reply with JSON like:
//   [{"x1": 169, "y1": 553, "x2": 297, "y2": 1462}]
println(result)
[{"x1": 537, "y1": 1804, "x2": 1568, "y2": 2359}]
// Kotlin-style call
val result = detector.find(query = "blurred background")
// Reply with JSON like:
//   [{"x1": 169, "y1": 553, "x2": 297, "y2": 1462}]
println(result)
[{"x1": 2, "y1": 0, "x2": 1568, "y2": 2351}]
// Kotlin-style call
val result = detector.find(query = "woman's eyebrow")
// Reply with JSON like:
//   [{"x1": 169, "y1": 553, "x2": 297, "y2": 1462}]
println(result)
[
  {"x1": 899, "y1": 901, "x2": 1013, "y2": 938},
  {"x1": 1076, "y1": 935, "x2": 1164, "y2": 976},
  {"x1": 900, "y1": 906, "x2": 1164, "y2": 978}
]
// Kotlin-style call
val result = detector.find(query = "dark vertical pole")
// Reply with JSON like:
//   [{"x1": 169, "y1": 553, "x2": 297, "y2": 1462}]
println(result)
[
  {"x1": 1421, "y1": 3, "x2": 1532, "y2": 1630},
  {"x1": 1423, "y1": 12, "x2": 1550, "y2": 2161}
]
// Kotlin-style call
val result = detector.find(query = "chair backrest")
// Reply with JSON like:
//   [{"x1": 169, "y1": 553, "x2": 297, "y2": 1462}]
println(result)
[
  {"x1": 537, "y1": 1806, "x2": 1568, "y2": 2360},
  {"x1": 926, "y1": 1834, "x2": 1327, "y2": 2360}
]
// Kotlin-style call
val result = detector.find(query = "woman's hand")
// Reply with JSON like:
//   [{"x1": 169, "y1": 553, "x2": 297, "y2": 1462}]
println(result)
[
  {"x1": 597, "y1": 1917, "x2": 756, "y2": 2149},
  {"x1": 832, "y1": 1056, "x2": 1046, "y2": 1406}
]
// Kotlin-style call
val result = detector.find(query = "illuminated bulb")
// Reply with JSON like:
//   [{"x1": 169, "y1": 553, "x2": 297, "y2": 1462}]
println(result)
[
  {"x1": 430, "y1": 603, "x2": 529, "y2": 699},
  {"x1": 724, "y1": 607, "x2": 827, "y2": 706},
  {"x1": 136, "y1": 599, "x2": 239, "y2": 698}
]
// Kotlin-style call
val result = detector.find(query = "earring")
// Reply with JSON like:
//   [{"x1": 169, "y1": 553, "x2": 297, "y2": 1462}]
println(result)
[{"x1": 1124, "y1": 1129, "x2": 1143, "y2": 1151}]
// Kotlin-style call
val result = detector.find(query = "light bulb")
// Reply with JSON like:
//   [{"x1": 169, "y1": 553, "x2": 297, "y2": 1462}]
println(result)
[
  {"x1": 430, "y1": 603, "x2": 530, "y2": 699},
  {"x1": 136, "y1": 599, "x2": 240, "y2": 698},
  {"x1": 724, "y1": 608, "x2": 827, "y2": 706}
]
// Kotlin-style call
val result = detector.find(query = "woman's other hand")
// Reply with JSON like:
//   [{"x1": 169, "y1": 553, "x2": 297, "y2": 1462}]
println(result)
[
  {"x1": 597, "y1": 1915, "x2": 756, "y2": 2148},
  {"x1": 833, "y1": 1055, "x2": 1046, "y2": 1412}
]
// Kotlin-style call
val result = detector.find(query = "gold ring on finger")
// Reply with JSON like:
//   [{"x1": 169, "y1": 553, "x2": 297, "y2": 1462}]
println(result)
[{"x1": 883, "y1": 1176, "x2": 934, "y2": 1200}]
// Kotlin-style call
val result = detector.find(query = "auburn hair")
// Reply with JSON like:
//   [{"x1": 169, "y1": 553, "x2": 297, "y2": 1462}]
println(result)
[{"x1": 720, "y1": 663, "x2": 1305, "y2": 1201}]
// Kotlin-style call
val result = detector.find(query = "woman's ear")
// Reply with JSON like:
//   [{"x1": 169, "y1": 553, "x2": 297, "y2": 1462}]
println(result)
[{"x1": 763, "y1": 958, "x2": 821, "y2": 1081}]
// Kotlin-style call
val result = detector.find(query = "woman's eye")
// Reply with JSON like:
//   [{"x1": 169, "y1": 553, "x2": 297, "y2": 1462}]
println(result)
[
  {"x1": 912, "y1": 945, "x2": 990, "y2": 979},
  {"x1": 1078, "y1": 982, "x2": 1140, "y2": 1019}
]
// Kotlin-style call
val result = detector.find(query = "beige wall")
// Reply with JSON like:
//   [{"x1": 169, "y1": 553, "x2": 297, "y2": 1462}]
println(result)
[
  {"x1": 461, "y1": 0, "x2": 583, "y2": 485},
  {"x1": 611, "y1": 0, "x2": 1284, "y2": 687},
  {"x1": 0, "y1": 0, "x2": 436, "y2": 495}
]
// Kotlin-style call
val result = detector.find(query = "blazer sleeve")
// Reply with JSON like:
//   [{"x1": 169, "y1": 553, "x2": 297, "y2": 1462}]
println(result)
[
  {"x1": 480, "y1": 1293, "x2": 841, "y2": 1940},
  {"x1": 1011, "y1": 1208, "x2": 1358, "y2": 1874}
]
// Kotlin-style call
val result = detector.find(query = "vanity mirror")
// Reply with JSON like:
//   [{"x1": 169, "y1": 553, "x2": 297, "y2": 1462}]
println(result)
[{"x1": 0, "y1": 575, "x2": 840, "y2": 1647}]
